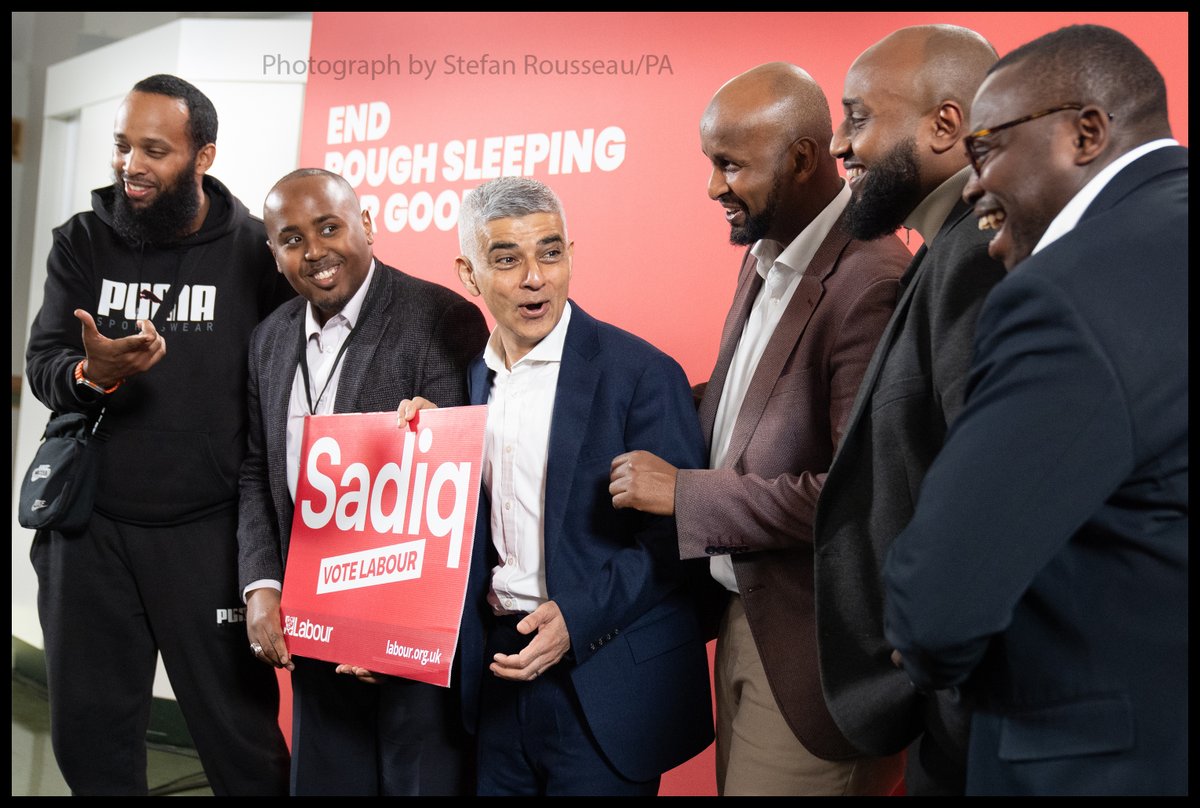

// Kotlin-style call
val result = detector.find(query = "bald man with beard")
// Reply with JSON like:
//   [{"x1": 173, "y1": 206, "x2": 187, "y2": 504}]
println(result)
[
  {"x1": 814, "y1": 26, "x2": 1006, "y2": 795},
  {"x1": 609, "y1": 62, "x2": 909, "y2": 795}
]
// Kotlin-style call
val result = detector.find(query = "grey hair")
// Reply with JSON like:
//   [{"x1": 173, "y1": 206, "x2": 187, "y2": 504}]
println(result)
[{"x1": 457, "y1": 176, "x2": 567, "y2": 263}]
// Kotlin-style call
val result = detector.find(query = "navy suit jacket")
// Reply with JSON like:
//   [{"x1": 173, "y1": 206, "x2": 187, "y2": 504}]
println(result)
[
  {"x1": 884, "y1": 146, "x2": 1188, "y2": 795},
  {"x1": 458, "y1": 302, "x2": 715, "y2": 782}
]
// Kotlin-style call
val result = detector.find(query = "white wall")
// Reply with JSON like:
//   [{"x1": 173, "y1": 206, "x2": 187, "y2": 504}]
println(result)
[{"x1": 12, "y1": 16, "x2": 311, "y2": 700}]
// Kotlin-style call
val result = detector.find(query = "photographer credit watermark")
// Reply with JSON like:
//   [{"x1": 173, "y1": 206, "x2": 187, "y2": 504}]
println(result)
[
  {"x1": 263, "y1": 52, "x2": 674, "y2": 81},
  {"x1": 264, "y1": 54, "x2": 404, "y2": 81}
]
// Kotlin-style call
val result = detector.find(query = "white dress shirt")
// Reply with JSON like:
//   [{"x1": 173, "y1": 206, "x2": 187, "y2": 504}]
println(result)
[
  {"x1": 708, "y1": 182, "x2": 851, "y2": 593},
  {"x1": 481, "y1": 302, "x2": 573, "y2": 615},
  {"x1": 243, "y1": 260, "x2": 375, "y2": 600}
]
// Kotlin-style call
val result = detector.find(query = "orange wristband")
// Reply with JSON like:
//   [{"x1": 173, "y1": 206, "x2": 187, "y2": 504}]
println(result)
[{"x1": 74, "y1": 359, "x2": 122, "y2": 394}]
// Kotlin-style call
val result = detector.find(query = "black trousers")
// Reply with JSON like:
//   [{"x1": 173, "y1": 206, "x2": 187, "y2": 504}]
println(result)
[
  {"x1": 30, "y1": 508, "x2": 289, "y2": 796},
  {"x1": 290, "y1": 656, "x2": 473, "y2": 795}
]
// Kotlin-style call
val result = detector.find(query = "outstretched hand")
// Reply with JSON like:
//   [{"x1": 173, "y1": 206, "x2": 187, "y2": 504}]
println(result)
[{"x1": 76, "y1": 309, "x2": 166, "y2": 387}]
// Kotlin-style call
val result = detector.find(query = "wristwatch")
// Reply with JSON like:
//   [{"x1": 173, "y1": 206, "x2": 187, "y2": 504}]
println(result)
[{"x1": 74, "y1": 359, "x2": 122, "y2": 394}]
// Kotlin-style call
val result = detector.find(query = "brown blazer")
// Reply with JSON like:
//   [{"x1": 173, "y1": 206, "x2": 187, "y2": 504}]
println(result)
[{"x1": 675, "y1": 210, "x2": 909, "y2": 760}]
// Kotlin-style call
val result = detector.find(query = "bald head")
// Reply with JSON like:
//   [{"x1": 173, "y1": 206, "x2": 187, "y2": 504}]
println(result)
[
  {"x1": 700, "y1": 62, "x2": 842, "y2": 245},
  {"x1": 703, "y1": 62, "x2": 833, "y2": 153},
  {"x1": 266, "y1": 168, "x2": 359, "y2": 218},
  {"x1": 832, "y1": 25, "x2": 997, "y2": 240},
  {"x1": 854, "y1": 25, "x2": 997, "y2": 117}
]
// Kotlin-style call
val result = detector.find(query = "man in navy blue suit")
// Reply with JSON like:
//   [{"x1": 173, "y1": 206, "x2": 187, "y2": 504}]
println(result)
[
  {"x1": 883, "y1": 25, "x2": 1187, "y2": 795},
  {"x1": 426, "y1": 176, "x2": 713, "y2": 795}
]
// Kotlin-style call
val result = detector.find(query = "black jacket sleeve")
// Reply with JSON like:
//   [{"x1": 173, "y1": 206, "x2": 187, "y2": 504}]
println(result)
[{"x1": 25, "y1": 223, "x2": 104, "y2": 415}]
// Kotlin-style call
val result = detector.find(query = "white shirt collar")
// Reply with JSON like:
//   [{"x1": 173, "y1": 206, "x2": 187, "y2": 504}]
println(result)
[
  {"x1": 483, "y1": 300, "x2": 573, "y2": 374},
  {"x1": 1034, "y1": 139, "x2": 1178, "y2": 255},
  {"x1": 750, "y1": 180, "x2": 852, "y2": 280}
]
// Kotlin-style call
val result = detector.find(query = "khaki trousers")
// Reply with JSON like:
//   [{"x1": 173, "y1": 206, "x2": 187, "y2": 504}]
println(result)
[{"x1": 715, "y1": 595, "x2": 903, "y2": 796}]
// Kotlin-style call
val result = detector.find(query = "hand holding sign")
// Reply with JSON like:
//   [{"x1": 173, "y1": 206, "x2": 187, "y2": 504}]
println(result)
[
  {"x1": 281, "y1": 406, "x2": 487, "y2": 686},
  {"x1": 335, "y1": 663, "x2": 383, "y2": 684},
  {"x1": 396, "y1": 396, "x2": 437, "y2": 429},
  {"x1": 246, "y1": 587, "x2": 294, "y2": 671}
]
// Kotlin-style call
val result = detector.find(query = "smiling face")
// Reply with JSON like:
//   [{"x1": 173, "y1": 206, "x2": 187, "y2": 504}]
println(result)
[
  {"x1": 264, "y1": 173, "x2": 374, "y2": 324},
  {"x1": 112, "y1": 91, "x2": 202, "y2": 208},
  {"x1": 831, "y1": 49, "x2": 929, "y2": 240},
  {"x1": 963, "y1": 66, "x2": 1083, "y2": 270},
  {"x1": 700, "y1": 107, "x2": 794, "y2": 246},
  {"x1": 110, "y1": 91, "x2": 213, "y2": 242},
  {"x1": 456, "y1": 211, "x2": 572, "y2": 368}
]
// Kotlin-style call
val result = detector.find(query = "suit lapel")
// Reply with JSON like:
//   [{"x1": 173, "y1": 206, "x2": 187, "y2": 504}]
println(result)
[
  {"x1": 833, "y1": 244, "x2": 921, "y2": 448},
  {"x1": 467, "y1": 353, "x2": 492, "y2": 406},
  {"x1": 897, "y1": 244, "x2": 928, "y2": 293},
  {"x1": 332, "y1": 262, "x2": 391, "y2": 412},
  {"x1": 698, "y1": 251, "x2": 761, "y2": 446},
  {"x1": 835, "y1": 199, "x2": 973, "y2": 449},
  {"x1": 870, "y1": 240, "x2": 927, "y2": 379},
  {"x1": 864, "y1": 199, "x2": 970, "y2": 387},
  {"x1": 466, "y1": 349, "x2": 494, "y2": 612},
  {"x1": 268, "y1": 303, "x2": 304, "y2": 517},
  {"x1": 720, "y1": 220, "x2": 848, "y2": 468},
  {"x1": 544, "y1": 304, "x2": 601, "y2": 557}
]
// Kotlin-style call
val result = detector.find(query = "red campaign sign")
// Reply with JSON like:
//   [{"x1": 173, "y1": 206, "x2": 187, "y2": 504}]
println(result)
[{"x1": 280, "y1": 406, "x2": 487, "y2": 687}]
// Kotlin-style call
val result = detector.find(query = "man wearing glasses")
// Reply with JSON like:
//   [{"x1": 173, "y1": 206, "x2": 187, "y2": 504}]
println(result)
[
  {"x1": 816, "y1": 24, "x2": 1007, "y2": 796},
  {"x1": 884, "y1": 25, "x2": 1187, "y2": 795}
]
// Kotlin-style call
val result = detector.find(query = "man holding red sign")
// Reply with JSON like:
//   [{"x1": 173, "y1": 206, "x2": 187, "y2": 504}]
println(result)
[
  {"x1": 236, "y1": 169, "x2": 488, "y2": 795},
  {"x1": 446, "y1": 176, "x2": 714, "y2": 795}
]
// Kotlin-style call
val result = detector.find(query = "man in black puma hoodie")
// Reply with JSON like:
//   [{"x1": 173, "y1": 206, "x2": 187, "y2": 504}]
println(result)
[{"x1": 24, "y1": 74, "x2": 292, "y2": 796}]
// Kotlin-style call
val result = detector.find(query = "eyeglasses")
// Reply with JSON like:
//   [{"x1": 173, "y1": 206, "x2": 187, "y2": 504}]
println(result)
[{"x1": 963, "y1": 103, "x2": 1084, "y2": 173}]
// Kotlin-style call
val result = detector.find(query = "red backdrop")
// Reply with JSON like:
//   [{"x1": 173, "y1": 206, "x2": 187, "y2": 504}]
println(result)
[{"x1": 279, "y1": 12, "x2": 1189, "y2": 796}]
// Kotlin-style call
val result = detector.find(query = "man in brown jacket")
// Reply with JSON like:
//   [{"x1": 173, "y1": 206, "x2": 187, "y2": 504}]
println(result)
[{"x1": 609, "y1": 62, "x2": 909, "y2": 795}]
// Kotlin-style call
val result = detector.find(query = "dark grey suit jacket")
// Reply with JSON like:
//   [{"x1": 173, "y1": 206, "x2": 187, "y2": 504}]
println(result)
[
  {"x1": 814, "y1": 200, "x2": 1005, "y2": 759},
  {"x1": 237, "y1": 261, "x2": 488, "y2": 588}
]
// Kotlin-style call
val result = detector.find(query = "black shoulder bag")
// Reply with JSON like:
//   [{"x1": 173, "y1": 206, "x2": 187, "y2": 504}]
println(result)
[
  {"x1": 18, "y1": 408, "x2": 106, "y2": 532},
  {"x1": 19, "y1": 279, "x2": 183, "y2": 533}
]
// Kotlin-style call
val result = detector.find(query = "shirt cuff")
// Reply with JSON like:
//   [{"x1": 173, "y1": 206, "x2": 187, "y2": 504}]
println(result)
[{"x1": 243, "y1": 579, "x2": 282, "y2": 604}]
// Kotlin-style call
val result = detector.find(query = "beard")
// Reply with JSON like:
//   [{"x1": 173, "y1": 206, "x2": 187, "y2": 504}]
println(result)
[
  {"x1": 844, "y1": 137, "x2": 926, "y2": 241},
  {"x1": 724, "y1": 175, "x2": 784, "y2": 246},
  {"x1": 110, "y1": 163, "x2": 202, "y2": 245}
]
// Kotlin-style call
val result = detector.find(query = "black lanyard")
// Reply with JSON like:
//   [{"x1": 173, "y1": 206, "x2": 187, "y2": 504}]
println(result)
[{"x1": 298, "y1": 314, "x2": 357, "y2": 416}]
